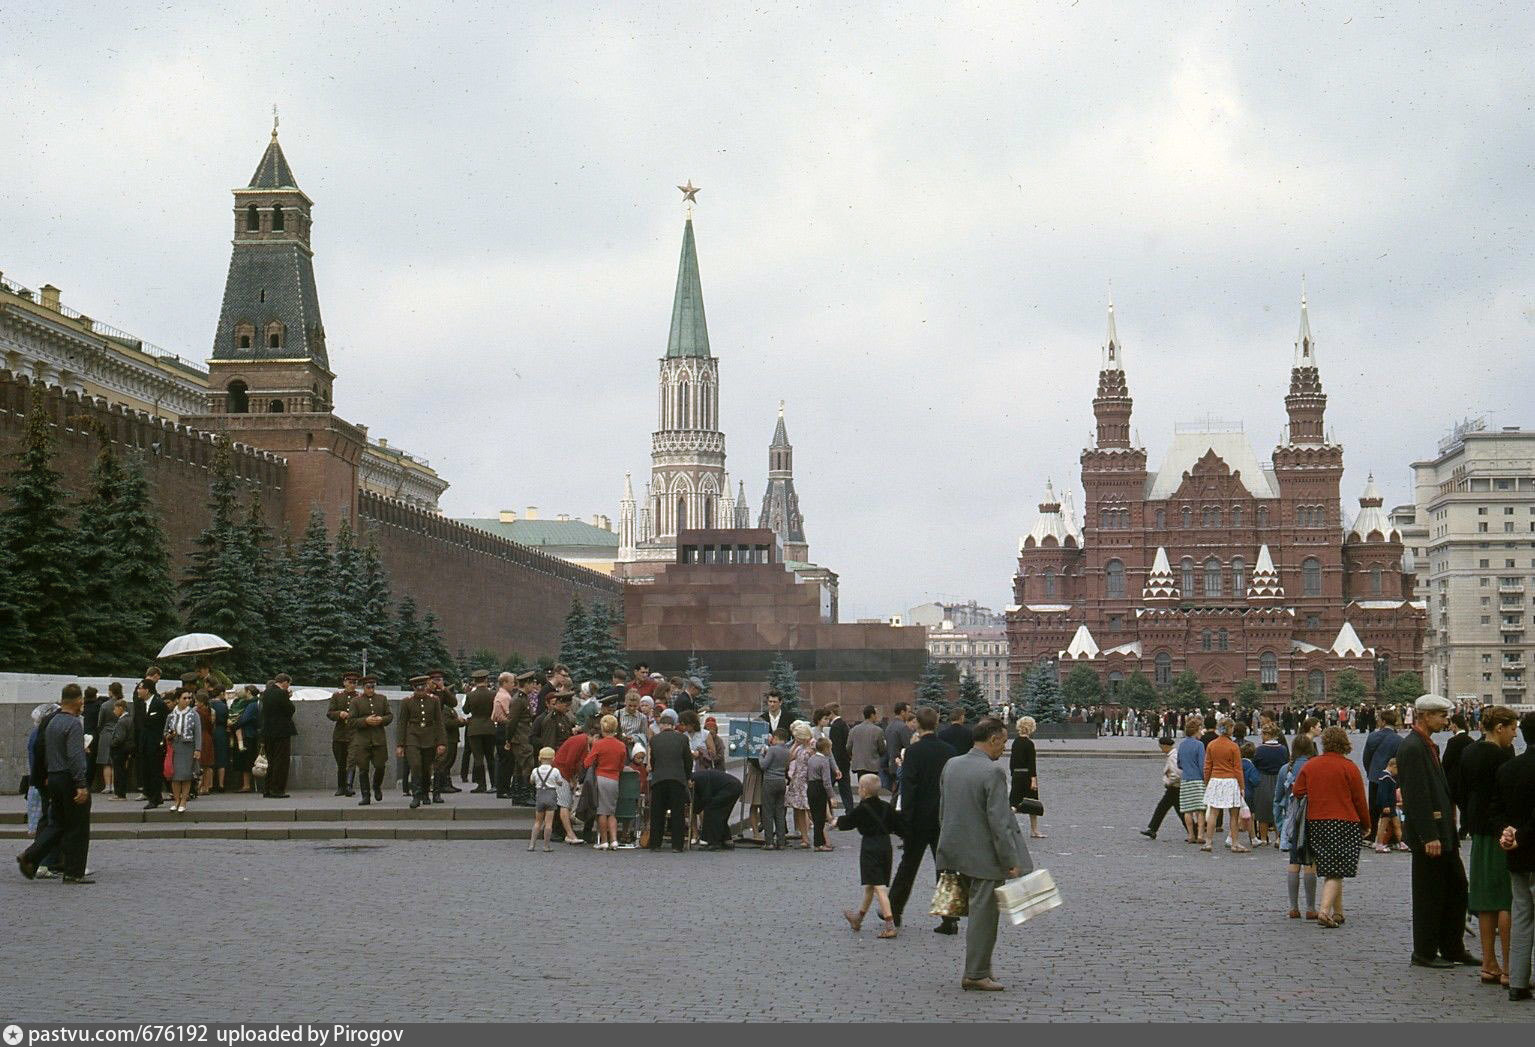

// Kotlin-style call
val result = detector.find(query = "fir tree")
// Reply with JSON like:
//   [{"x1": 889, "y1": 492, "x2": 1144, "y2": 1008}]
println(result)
[
  {"x1": 500, "y1": 652, "x2": 529, "y2": 674},
  {"x1": 1121, "y1": 671, "x2": 1159, "y2": 716},
  {"x1": 1168, "y1": 669, "x2": 1206, "y2": 712},
  {"x1": 1016, "y1": 662, "x2": 1067, "y2": 725},
  {"x1": 420, "y1": 610, "x2": 454, "y2": 675},
  {"x1": 293, "y1": 508, "x2": 347, "y2": 682},
  {"x1": 1380, "y1": 671, "x2": 1424, "y2": 706},
  {"x1": 104, "y1": 453, "x2": 180, "y2": 672},
  {"x1": 957, "y1": 669, "x2": 990, "y2": 721},
  {"x1": 455, "y1": 647, "x2": 471, "y2": 685},
  {"x1": 357, "y1": 539, "x2": 396, "y2": 683},
  {"x1": 914, "y1": 659, "x2": 950, "y2": 714},
  {"x1": 1061, "y1": 664, "x2": 1103, "y2": 710},
  {"x1": 1232, "y1": 679, "x2": 1263, "y2": 719},
  {"x1": 766, "y1": 652, "x2": 803, "y2": 722},
  {"x1": 70, "y1": 435, "x2": 123, "y2": 673},
  {"x1": 182, "y1": 439, "x2": 260, "y2": 674},
  {"x1": 684, "y1": 653, "x2": 714, "y2": 710},
  {"x1": 394, "y1": 595, "x2": 425, "y2": 679},
  {"x1": 469, "y1": 648, "x2": 502, "y2": 673},
  {"x1": 558, "y1": 596, "x2": 590, "y2": 682},
  {"x1": 1334, "y1": 668, "x2": 1368, "y2": 707},
  {"x1": 0, "y1": 537, "x2": 28, "y2": 669},
  {"x1": 0, "y1": 381, "x2": 80, "y2": 671},
  {"x1": 261, "y1": 534, "x2": 303, "y2": 678},
  {"x1": 585, "y1": 599, "x2": 626, "y2": 685},
  {"x1": 331, "y1": 517, "x2": 365, "y2": 664}
]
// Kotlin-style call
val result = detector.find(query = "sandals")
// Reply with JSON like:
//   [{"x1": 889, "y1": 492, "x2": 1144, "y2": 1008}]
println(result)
[
  {"x1": 843, "y1": 909, "x2": 865, "y2": 933},
  {"x1": 877, "y1": 918, "x2": 898, "y2": 939},
  {"x1": 1481, "y1": 971, "x2": 1504, "y2": 985},
  {"x1": 1030, "y1": 832, "x2": 1048, "y2": 839},
  {"x1": 1287, "y1": 909, "x2": 1301, "y2": 919},
  {"x1": 1200, "y1": 844, "x2": 1213, "y2": 852},
  {"x1": 1316, "y1": 914, "x2": 1341, "y2": 929}
]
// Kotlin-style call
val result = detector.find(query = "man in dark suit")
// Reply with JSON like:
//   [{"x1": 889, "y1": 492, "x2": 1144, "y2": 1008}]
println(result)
[
  {"x1": 1492, "y1": 711, "x2": 1535, "y2": 1001},
  {"x1": 136, "y1": 671, "x2": 168, "y2": 810},
  {"x1": 1442, "y1": 714, "x2": 1474, "y2": 839},
  {"x1": 937, "y1": 706, "x2": 974, "y2": 756},
  {"x1": 889, "y1": 707, "x2": 958, "y2": 933},
  {"x1": 259, "y1": 674, "x2": 297, "y2": 798},
  {"x1": 1362, "y1": 707, "x2": 1403, "y2": 839},
  {"x1": 827, "y1": 703, "x2": 853, "y2": 812},
  {"x1": 647, "y1": 710, "x2": 693, "y2": 852},
  {"x1": 691, "y1": 768, "x2": 742, "y2": 850},
  {"x1": 1397, "y1": 694, "x2": 1477, "y2": 969}
]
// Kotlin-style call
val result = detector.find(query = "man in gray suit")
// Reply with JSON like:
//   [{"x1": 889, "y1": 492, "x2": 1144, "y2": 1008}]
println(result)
[{"x1": 937, "y1": 716, "x2": 1030, "y2": 992}]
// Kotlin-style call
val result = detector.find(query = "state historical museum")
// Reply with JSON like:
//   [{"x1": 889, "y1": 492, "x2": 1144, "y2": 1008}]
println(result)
[{"x1": 1007, "y1": 297, "x2": 1425, "y2": 706}]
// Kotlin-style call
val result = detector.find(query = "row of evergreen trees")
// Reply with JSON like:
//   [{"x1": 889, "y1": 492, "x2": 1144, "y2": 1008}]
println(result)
[
  {"x1": 0, "y1": 381, "x2": 509, "y2": 683},
  {"x1": 914, "y1": 660, "x2": 992, "y2": 722},
  {"x1": 0, "y1": 384, "x2": 179, "y2": 673}
]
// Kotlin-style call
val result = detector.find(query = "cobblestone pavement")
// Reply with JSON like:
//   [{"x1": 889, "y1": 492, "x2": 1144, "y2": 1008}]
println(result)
[{"x1": 3, "y1": 754, "x2": 1525, "y2": 1023}]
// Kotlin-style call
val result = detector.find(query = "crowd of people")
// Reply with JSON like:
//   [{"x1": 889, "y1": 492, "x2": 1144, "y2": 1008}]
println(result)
[
  {"x1": 1090, "y1": 701, "x2": 1454, "y2": 739},
  {"x1": 1138, "y1": 695, "x2": 1535, "y2": 1002}
]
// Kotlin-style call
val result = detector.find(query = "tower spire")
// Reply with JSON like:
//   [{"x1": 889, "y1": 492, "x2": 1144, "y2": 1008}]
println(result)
[
  {"x1": 1283, "y1": 280, "x2": 1327, "y2": 444},
  {"x1": 1294, "y1": 278, "x2": 1316, "y2": 368},
  {"x1": 1102, "y1": 294, "x2": 1122, "y2": 371},
  {"x1": 665, "y1": 212, "x2": 711, "y2": 358},
  {"x1": 1092, "y1": 297, "x2": 1132, "y2": 449}
]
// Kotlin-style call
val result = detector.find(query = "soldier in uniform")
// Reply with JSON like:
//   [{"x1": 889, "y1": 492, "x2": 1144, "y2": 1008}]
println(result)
[
  {"x1": 347, "y1": 676, "x2": 393, "y2": 805},
  {"x1": 326, "y1": 672, "x2": 360, "y2": 796},
  {"x1": 530, "y1": 689, "x2": 577, "y2": 756},
  {"x1": 463, "y1": 669, "x2": 497, "y2": 793},
  {"x1": 504, "y1": 670, "x2": 538, "y2": 805},
  {"x1": 429, "y1": 670, "x2": 464, "y2": 795},
  {"x1": 396, "y1": 674, "x2": 447, "y2": 809}
]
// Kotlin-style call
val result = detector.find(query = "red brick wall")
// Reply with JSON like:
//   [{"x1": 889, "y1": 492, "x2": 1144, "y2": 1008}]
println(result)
[
  {"x1": 0, "y1": 372, "x2": 287, "y2": 571},
  {"x1": 357, "y1": 491, "x2": 621, "y2": 660}
]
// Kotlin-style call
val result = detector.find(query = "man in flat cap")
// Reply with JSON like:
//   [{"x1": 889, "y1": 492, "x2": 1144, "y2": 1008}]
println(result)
[
  {"x1": 348, "y1": 676, "x2": 393, "y2": 805},
  {"x1": 463, "y1": 669, "x2": 497, "y2": 793},
  {"x1": 1398, "y1": 693, "x2": 1478, "y2": 969},
  {"x1": 326, "y1": 672, "x2": 361, "y2": 797},
  {"x1": 396, "y1": 674, "x2": 447, "y2": 809}
]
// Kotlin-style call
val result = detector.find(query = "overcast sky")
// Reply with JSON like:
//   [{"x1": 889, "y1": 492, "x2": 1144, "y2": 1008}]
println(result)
[{"x1": 4, "y1": 3, "x2": 1533, "y2": 620}]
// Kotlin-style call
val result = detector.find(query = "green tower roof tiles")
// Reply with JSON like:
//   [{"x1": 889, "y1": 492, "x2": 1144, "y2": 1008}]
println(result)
[{"x1": 666, "y1": 217, "x2": 711, "y2": 358}]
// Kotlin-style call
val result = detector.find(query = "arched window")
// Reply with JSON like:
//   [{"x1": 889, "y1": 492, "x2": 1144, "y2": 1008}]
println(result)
[
  {"x1": 1257, "y1": 506, "x2": 1269, "y2": 527},
  {"x1": 1181, "y1": 557, "x2": 1195, "y2": 596},
  {"x1": 1231, "y1": 557, "x2": 1246, "y2": 595},
  {"x1": 1302, "y1": 556, "x2": 1322, "y2": 596},
  {"x1": 679, "y1": 381, "x2": 689, "y2": 428},
  {"x1": 1099, "y1": 509, "x2": 1109, "y2": 529},
  {"x1": 704, "y1": 498, "x2": 714, "y2": 529},
  {"x1": 1308, "y1": 670, "x2": 1326, "y2": 700},
  {"x1": 1371, "y1": 565, "x2": 1383, "y2": 595},
  {"x1": 267, "y1": 399, "x2": 285, "y2": 413},
  {"x1": 1154, "y1": 509, "x2": 1165, "y2": 529},
  {"x1": 1204, "y1": 557, "x2": 1222, "y2": 597},
  {"x1": 271, "y1": 206, "x2": 285, "y2": 231},
  {"x1": 1107, "y1": 671, "x2": 1123, "y2": 694},
  {"x1": 1180, "y1": 506, "x2": 1192, "y2": 527},
  {"x1": 1042, "y1": 568, "x2": 1056, "y2": 599},
  {"x1": 268, "y1": 333, "x2": 280, "y2": 348},
  {"x1": 1231, "y1": 507, "x2": 1243, "y2": 527},
  {"x1": 1154, "y1": 651, "x2": 1172, "y2": 686},
  {"x1": 1105, "y1": 558, "x2": 1125, "y2": 598},
  {"x1": 226, "y1": 380, "x2": 248, "y2": 414},
  {"x1": 1260, "y1": 651, "x2": 1278, "y2": 688},
  {"x1": 1201, "y1": 629, "x2": 1213, "y2": 651},
  {"x1": 676, "y1": 496, "x2": 687, "y2": 532},
  {"x1": 245, "y1": 204, "x2": 259, "y2": 231},
  {"x1": 1217, "y1": 628, "x2": 1229, "y2": 651}
]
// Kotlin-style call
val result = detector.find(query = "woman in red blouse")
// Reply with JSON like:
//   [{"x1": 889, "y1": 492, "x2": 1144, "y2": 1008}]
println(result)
[
  {"x1": 1292, "y1": 726, "x2": 1371, "y2": 928},
  {"x1": 583, "y1": 715, "x2": 629, "y2": 851}
]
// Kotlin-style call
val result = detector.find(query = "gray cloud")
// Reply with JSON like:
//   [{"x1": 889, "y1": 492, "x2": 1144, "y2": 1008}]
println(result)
[{"x1": 3, "y1": 3, "x2": 1532, "y2": 619}]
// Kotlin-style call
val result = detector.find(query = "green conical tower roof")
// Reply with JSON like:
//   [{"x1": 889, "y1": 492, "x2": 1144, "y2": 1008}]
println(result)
[{"x1": 666, "y1": 216, "x2": 711, "y2": 358}]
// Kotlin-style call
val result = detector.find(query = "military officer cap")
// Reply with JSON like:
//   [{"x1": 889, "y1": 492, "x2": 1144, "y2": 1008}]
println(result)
[
  {"x1": 409, "y1": 673, "x2": 430, "y2": 686},
  {"x1": 427, "y1": 668, "x2": 447, "y2": 678},
  {"x1": 515, "y1": 670, "x2": 539, "y2": 684},
  {"x1": 549, "y1": 689, "x2": 575, "y2": 702},
  {"x1": 360, "y1": 675, "x2": 379, "y2": 686},
  {"x1": 342, "y1": 670, "x2": 360, "y2": 681},
  {"x1": 180, "y1": 672, "x2": 199, "y2": 686},
  {"x1": 471, "y1": 669, "x2": 491, "y2": 681}
]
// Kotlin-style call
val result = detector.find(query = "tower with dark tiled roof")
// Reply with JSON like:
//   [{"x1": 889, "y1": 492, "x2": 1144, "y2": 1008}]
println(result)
[
  {"x1": 758, "y1": 401, "x2": 809, "y2": 562},
  {"x1": 206, "y1": 123, "x2": 333, "y2": 416}
]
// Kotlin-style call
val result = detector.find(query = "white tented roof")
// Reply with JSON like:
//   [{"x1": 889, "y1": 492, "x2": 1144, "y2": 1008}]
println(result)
[
  {"x1": 1062, "y1": 624, "x2": 1100, "y2": 659},
  {"x1": 1104, "y1": 641, "x2": 1142, "y2": 656},
  {"x1": 1147, "y1": 429, "x2": 1279, "y2": 500},
  {"x1": 1024, "y1": 604, "x2": 1072, "y2": 613},
  {"x1": 1330, "y1": 621, "x2": 1369, "y2": 657}
]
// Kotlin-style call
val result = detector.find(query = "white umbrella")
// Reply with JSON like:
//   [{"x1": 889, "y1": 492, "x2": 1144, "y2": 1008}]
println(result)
[{"x1": 156, "y1": 633, "x2": 232, "y2": 659}]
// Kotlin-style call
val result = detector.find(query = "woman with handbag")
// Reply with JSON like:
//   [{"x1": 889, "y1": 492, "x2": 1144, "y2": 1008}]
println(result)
[
  {"x1": 165, "y1": 689, "x2": 203, "y2": 813},
  {"x1": 1291, "y1": 727, "x2": 1370, "y2": 928},
  {"x1": 1275, "y1": 732, "x2": 1318, "y2": 920},
  {"x1": 1010, "y1": 716, "x2": 1044, "y2": 837}
]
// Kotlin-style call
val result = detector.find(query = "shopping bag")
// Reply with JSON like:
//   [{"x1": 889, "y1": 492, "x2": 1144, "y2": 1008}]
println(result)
[
  {"x1": 929, "y1": 870, "x2": 970, "y2": 918},
  {"x1": 994, "y1": 868, "x2": 1062, "y2": 926}
]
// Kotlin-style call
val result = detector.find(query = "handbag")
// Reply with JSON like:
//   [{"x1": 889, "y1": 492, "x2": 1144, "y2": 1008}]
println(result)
[
  {"x1": 162, "y1": 745, "x2": 175, "y2": 780},
  {"x1": 1015, "y1": 797, "x2": 1045, "y2": 817},
  {"x1": 929, "y1": 870, "x2": 970, "y2": 918},
  {"x1": 994, "y1": 868, "x2": 1062, "y2": 926},
  {"x1": 252, "y1": 747, "x2": 269, "y2": 778}
]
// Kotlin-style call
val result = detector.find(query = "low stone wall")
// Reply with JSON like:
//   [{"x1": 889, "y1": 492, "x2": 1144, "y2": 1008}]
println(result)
[{"x1": 1, "y1": 673, "x2": 410, "y2": 792}]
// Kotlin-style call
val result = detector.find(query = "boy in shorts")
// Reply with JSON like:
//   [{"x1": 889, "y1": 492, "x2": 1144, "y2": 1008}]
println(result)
[{"x1": 529, "y1": 747, "x2": 566, "y2": 852}]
